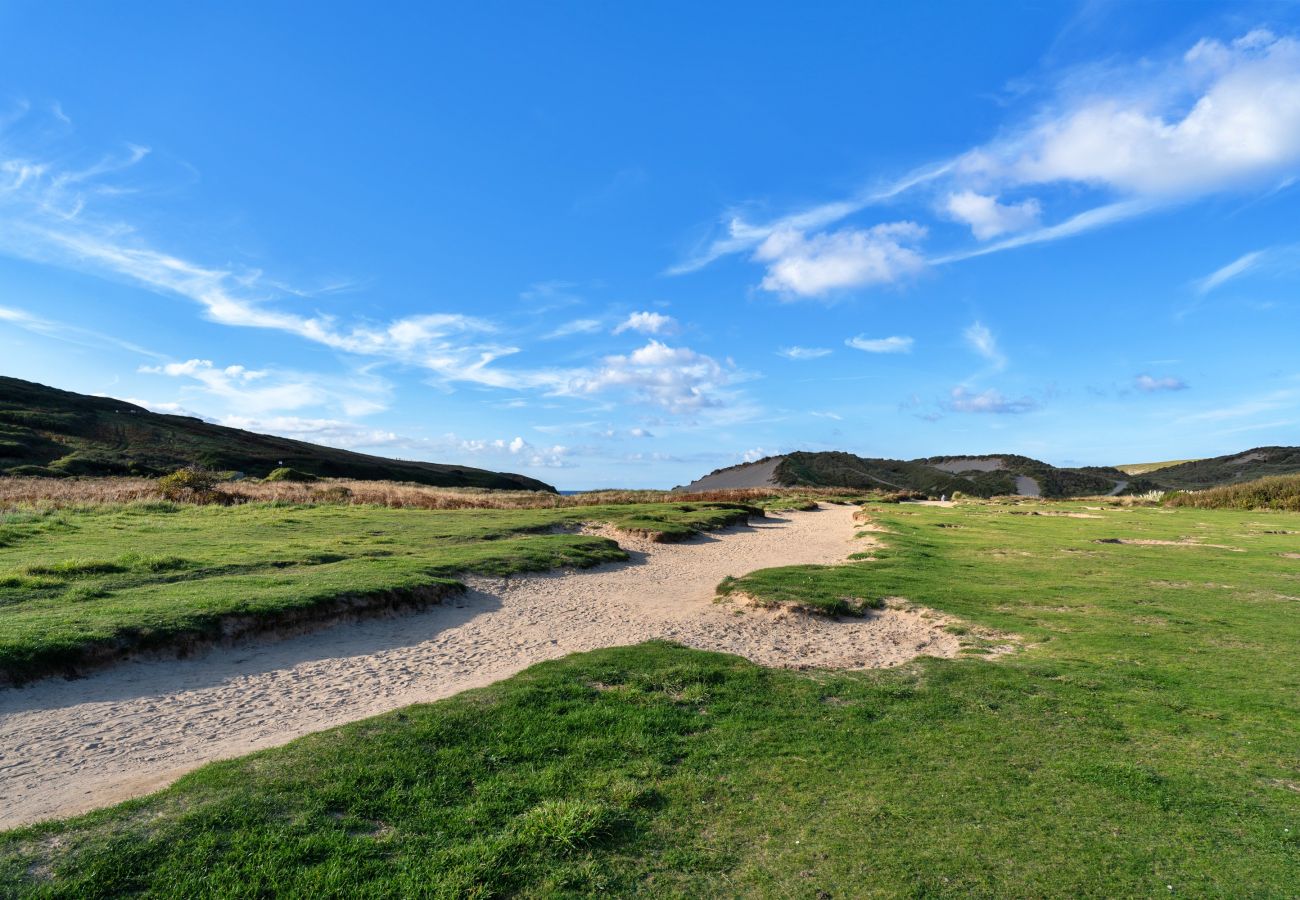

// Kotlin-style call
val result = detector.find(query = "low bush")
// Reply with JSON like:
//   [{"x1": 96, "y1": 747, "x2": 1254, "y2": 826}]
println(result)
[
  {"x1": 157, "y1": 467, "x2": 234, "y2": 505},
  {"x1": 1165, "y1": 474, "x2": 1300, "y2": 511}
]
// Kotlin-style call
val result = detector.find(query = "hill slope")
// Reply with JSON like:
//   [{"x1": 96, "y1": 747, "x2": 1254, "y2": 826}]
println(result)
[
  {"x1": 682, "y1": 446, "x2": 1300, "y2": 498},
  {"x1": 1140, "y1": 446, "x2": 1300, "y2": 490},
  {"x1": 0, "y1": 377, "x2": 556, "y2": 491},
  {"x1": 681, "y1": 451, "x2": 1147, "y2": 498}
]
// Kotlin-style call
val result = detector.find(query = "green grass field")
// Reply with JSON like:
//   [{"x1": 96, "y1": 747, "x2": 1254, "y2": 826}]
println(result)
[
  {"x1": 0, "y1": 500, "x2": 754, "y2": 683},
  {"x1": 2, "y1": 499, "x2": 1299, "y2": 896}
]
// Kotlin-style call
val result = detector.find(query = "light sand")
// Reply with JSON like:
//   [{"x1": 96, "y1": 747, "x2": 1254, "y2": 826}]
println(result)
[{"x1": 0, "y1": 504, "x2": 962, "y2": 830}]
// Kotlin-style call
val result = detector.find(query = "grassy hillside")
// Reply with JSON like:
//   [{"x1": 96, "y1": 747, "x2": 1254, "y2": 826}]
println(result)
[
  {"x1": 773, "y1": 451, "x2": 1136, "y2": 498},
  {"x1": 1115, "y1": 458, "x2": 1201, "y2": 475},
  {"x1": 4, "y1": 501, "x2": 1297, "y2": 895},
  {"x1": 0, "y1": 376, "x2": 554, "y2": 491},
  {"x1": 1145, "y1": 446, "x2": 1300, "y2": 490},
  {"x1": 0, "y1": 499, "x2": 755, "y2": 683}
]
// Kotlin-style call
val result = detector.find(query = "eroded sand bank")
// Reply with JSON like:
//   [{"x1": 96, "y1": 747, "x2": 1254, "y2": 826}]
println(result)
[{"x1": 0, "y1": 504, "x2": 958, "y2": 829}]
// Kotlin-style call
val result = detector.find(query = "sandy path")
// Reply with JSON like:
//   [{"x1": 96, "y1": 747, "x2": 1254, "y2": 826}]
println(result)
[{"x1": 0, "y1": 504, "x2": 957, "y2": 829}]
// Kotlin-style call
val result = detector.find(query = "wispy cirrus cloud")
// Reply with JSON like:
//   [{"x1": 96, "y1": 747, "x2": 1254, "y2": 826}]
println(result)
[
  {"x1": 0, "y1": 303, "x2": 165, "y2": 359},
  {"x1": 845, "y1": 334, "x2": 913, "y2": 354},
  {"x1": 0, "y1": 109, "x2": 753, "y2": 419},
  {"x1": 1134, "y1": 373, "x2": 1188, "y2": 393},
  {"x1": 945, "y1": 386, "x2": 1037, "y2": 415},
  {"x1": 672, "y1": 29, "x2": 1300, "y2": 295},
  {"x1": 963, "y1": 321, "x2": 1006, "y2": 370},
  {"x1": 1193, "y1": 249, "x2": 1268, "y2": 296},
  {"x1": 777, "y1": 346, "x2": 832, "y2": 360},
  {"x1": 140, "y1": 358, "x2": 390, "y2": 416}
]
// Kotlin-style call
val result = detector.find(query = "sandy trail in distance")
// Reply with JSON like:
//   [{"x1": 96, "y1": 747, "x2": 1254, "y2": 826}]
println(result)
[{"x1": 0, "y1": 504, "x2": 957, "y2": 829}]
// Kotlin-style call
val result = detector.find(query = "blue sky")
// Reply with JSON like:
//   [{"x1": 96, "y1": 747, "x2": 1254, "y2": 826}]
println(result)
[{"x1": 2, "y1": 1, "x2": 1299, "y2": 489}]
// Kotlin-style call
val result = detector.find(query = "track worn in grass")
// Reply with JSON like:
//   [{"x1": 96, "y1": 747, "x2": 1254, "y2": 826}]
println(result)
[{"x1": 2, "y1": 500, "x2": 1298, "y2": 895}]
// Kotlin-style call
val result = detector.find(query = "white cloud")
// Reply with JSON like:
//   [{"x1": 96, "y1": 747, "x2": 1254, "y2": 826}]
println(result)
[
  {"x1": 613, "y1": 310, "x2": 678, "y2": 336},
  {"x1": 566, "y1": 340, "x2": 731, "y2": 414},
  {"x1": 0, "y1": 303, "x2": 164, "y2": 359},
  {"x1": 220, "y1": 415, "x2": 573, "y2": 469},
  {"x1": 140, "y1": 358, "x2": 386, "y2": 415},
  {"x1": 668, "y1": 160, "x2": 953, "y2": 275},
  {"x1": 1194, "y1": 249, "x2": 1267, "y2": 295},
  {"x1": 544, "y1": 318, "x2": 602, "y2": 339},
  {"x1": 110, "y1": 397, "x2": 213, "y2": 420},
  {"x1": 754, "y1": 222, "x2": 927, "y2": 297},
  {"x1": 845, "y1": 334, "x2": 913, "y2": 354},
  {"x1": 777, "y1": 346, "x2": 833, "y2": 360},
  {"x1": 963, "y1": 322, "x2": 1006, "y2": 370},
  {"x1": 674, "y1": 30, "x2": 1300, "y2": 278},
  {"x1": 946, "y1": 386, "x2": 1036, "y2": 414},
  {"x1": 1134, "y1": 374, "x2": 1188, "y2": 392},
  {"x1": 811, "y1": 411, "x2": 843, "y2": 420},
  {"x1": 984, "y1": 30, "x2": 1300, "y2": 197},
  {"x1": 0, "y1": 116, "x2": 567, "y2": 394},
  {"x1": 943, "y1": 191, "x2": 1041, "y2": 240}
]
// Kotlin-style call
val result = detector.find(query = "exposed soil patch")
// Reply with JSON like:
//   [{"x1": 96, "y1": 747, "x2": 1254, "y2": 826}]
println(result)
[{"x1": 1094, "y1": 539, "x2": 1244, "y2": 551}]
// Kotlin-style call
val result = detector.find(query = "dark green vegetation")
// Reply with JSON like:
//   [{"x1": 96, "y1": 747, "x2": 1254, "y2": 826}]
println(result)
[
  {"x1": 1169, "y1": 473, "x2": 1300, "y2": 511},
  {"x1": 0, "y1": 500, "x2": 754, "y2": 683},
  {"x1": 3, "y1": 501, "x2": 1298, "y2": 896},
  {"x1": 1147, "y1": 446, "x2": 1300, "y2": 490},
  {"x1": 687, "y1": 446, "x2": 1300, "y2": 499},
  {"x1": 774, "y1": 450, "x2": 1150, "y2": 498},
  {"x1": 0, "y1": 377, "x2": 554, "y2": 490}
]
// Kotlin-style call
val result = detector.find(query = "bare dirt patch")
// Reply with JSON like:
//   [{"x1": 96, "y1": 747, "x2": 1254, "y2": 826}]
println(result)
[{"x1": 1094, "y1": 539, "x2": 1244, "y2": 551}]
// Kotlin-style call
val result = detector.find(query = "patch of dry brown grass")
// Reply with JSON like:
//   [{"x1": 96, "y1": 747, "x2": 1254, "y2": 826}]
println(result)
[{"x1": 0, "y1": 477, "x2": 876, "y2": 512}]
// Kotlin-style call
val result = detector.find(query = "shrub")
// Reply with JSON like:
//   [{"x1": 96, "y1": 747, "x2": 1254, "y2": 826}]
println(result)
[
  {"x1": 315, "y1": 485, "x2": 352, "y2": 503},
  {"x1": 1165, "y1": 474, "x2": 1300, "y2": 511},
  {"x1": 158, "y1": 467, "x2": 234, "y2": 505},
  {"x1": 265, "y1": 467, "x2": 318, "y2": 483}
]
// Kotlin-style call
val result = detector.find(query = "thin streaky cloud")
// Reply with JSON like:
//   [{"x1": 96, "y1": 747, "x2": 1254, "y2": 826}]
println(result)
[{"x1": 1194, "y1": 249, "x2": 1267, "y2": 295}]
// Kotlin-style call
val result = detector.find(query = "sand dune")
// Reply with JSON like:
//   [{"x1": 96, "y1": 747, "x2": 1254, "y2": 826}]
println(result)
[{"x1": 0, "y1": 504, "x2": 958, "y2": 829}]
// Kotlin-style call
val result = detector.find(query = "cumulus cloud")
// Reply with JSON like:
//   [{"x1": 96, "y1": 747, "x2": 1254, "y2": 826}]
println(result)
[
  {"x1": 777, "y1": 345, "x2": 833, "y2": 360},
  {"x1": 963, "y1": 322, "x2": 1006, "y2": 370},
  {"x1": 613, "y1": 311, "x2": 678, "y2": 335},
  {"x1": 945, "y1": 386, "x2": 1036, "y2": 414},
  {"x1": 567, "y1": 340, "x2": 731, "y2": 414},
  {"x1": 753, "y1": 222, "x2": 927, "y2": 297},
  {"x1": 1135, "y1": 374, "x2": 1189, "y2": 392},
  {"x1": 845, "y1": 334, "x2": 913, "y2": 354},
  {"x1": 220, "y1": 415, "x2": 573, "y2": 468},
  {"x1": 943, "y1": 191, "x2": 1041, "y2": 240}
]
